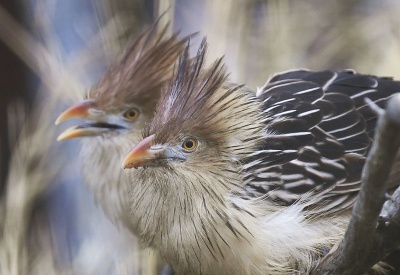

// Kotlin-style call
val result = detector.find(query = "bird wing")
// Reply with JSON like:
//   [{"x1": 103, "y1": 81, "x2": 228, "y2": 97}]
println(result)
[{"x1": 244, "y1": 69, "x2": 400, "y2": 214}]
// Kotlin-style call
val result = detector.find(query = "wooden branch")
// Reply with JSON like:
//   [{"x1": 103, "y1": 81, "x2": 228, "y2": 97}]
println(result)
[
  {"x1": 313, "y1": 94, "x2": 400, "y2": 274},
  {"x1": 369, "y1": 187, "x2": 400, "y2": 266}
]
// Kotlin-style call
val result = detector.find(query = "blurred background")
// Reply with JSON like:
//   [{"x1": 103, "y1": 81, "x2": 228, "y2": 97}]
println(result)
[{"x1": 0, "y1": 0, "x2": 400, "y2": 274}]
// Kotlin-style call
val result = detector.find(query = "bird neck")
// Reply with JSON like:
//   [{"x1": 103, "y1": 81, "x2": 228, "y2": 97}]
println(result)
[
  {"x1": 80, "y1": 134, "x2": 140, "y2": 232},
  {"x1": 129, "y1": 166, "x2": 271, "y2": 274},
  {"x1": 129, "y1": 164, "x2": 351, "y2": 274}
]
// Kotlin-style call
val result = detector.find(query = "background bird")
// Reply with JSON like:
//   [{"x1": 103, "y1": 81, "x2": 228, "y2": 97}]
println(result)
[
  {"x1": 55, "y1": 21, "x2": 188, "y2": 235},
  {"x1": 122, "y1": 40, "x2": 400, "y2": 274}
]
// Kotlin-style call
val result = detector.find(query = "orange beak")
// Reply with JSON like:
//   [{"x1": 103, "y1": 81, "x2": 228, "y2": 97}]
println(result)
[
  {"x1": 122, "y1": 135, "x2": 159, "y2": 169},
  {"x1": 55, "y1": 99, "x2": 113, "y2": 141},
  {"x1": 55, "y1": 99, "x2": 95, "y2": 125},
  {"x1": 56, "y1": 125, "x2": 107, "y2": 141}
]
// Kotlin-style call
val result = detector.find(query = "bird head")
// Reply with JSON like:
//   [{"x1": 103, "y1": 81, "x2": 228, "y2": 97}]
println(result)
[
  {"x1": 122, "y1": 39, "x2": 265, "y2": 192},
  {"x1": 55, "y1": 22, "x2": 188, "y2": 141}
]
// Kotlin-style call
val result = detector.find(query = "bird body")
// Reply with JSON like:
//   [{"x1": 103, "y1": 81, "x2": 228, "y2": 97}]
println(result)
[
  {"x1": 56, "y1": 22, "x2": 188, "y2": 235},
  {"x1": 122, "y1": 40, "x2": 400, "y2": 274},
  {"x1": 125, "y1": 165, "x2": 349, "y2": 274}
]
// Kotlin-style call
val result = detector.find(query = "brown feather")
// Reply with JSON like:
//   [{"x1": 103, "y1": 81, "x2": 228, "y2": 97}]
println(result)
[
  {"x1": 146, "y1": 39, "x2": 227, "y2": 142},
  {"x1": 125, "y1": 43, "x2": 352, "y2": 274},
  {"x1": 88, "y1": 21, "x2": 189, "y2": 116},
  {"x1": 146, "y1": 39, "x2": 263, "y2": 159}
]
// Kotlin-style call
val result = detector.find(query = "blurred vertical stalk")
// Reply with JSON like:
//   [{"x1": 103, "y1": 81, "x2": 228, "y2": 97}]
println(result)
[
  {"x1": 156, "y1": 0, "x2": 175, "y2": 36},
  {"x1": 0, "y1": 1, "x2": 33, "y2": 197},
  {"x1": 203, "y1": 0, "x2": 296, "y2": 86},
  {"x1": 0, "y1": 100, "x2": 61, "y2": 275},
  {"x1": 204, "y1": 0, "x2": 233, "y2": 65}
]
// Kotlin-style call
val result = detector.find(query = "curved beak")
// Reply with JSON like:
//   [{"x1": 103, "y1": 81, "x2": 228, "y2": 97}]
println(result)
[
  {"x1": 55, "y1": 99, "x2": 125, "y2": 141},
  {"x1": 122, "y1": 135, "x2": 187, "y2": 169},
  {"x1": 57, "y1": 124, "x2": 111, "y2": 141},
  {"x1": 55, "y1": 99, "x2": 95, "y2": 125},
  {"x1": 122, "y1": 135, "x2": 161, "y2": 169}
]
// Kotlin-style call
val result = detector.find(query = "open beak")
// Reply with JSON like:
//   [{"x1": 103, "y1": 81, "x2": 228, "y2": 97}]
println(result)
[
  {"x1": 122, "y1": 135, "x2": 162, "y2": 169},
  {"x1": 55, "y1": 99, "x2": 124, "y2": 141},
  {"x1": 57, "y1": 124, "x2": 113, "y2": 141}
]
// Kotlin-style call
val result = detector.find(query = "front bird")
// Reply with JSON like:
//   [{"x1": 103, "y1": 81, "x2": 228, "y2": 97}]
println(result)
[
  {"x1": 55, "y1": 22, "x2": 188, "y2": 234},
  {"x1": 122, "y1": 40, "x2": 400, "y2": 274}
]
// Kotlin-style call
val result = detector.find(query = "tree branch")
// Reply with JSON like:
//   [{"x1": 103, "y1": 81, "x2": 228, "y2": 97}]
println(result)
[{"x1": 313, "y1": 94, "x2": 400, "y2": 274}]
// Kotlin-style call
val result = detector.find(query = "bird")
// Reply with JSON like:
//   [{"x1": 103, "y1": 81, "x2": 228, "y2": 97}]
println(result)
[
  {"x1": 55, "y1": 21, "x2": 188, "y2": 236},
  {"x1": 121, "y1": 39, "x2": 400, "y2": 274}
]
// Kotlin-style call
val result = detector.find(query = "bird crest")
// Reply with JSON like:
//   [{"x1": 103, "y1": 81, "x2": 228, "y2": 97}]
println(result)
[
  {"x1": 88, "y1": 20, "x2": 189, "y2": 115},
  {"x1": 145, "y1": 39, "x2": 265, "y2": 158}
]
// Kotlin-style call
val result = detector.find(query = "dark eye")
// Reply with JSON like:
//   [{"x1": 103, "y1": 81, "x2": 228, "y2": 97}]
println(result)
[
  {"x1": 123, "y1": 108, "x2": 140, "y2": 120},
  {"x1": 182, "y1": 137, "x2": 198, "y2": 152}
]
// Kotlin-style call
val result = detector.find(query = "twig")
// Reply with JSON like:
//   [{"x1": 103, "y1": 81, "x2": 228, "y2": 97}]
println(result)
[{"x1": 313, "y1": 94, "x2": 400, "y2": 274}]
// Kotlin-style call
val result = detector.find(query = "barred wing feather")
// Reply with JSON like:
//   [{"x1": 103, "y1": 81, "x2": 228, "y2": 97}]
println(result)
[{"x1": 245, "y1": 69, "x2": 400, "y2": 214}]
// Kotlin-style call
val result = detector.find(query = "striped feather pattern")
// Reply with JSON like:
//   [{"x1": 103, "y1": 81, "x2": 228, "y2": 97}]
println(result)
[{"x1": 245, "y1": 69, "x2": 400, "y2": 214}]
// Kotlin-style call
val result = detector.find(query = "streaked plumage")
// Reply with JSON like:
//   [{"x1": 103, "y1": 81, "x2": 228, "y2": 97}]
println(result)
[
  {"x1": 56, "y1": 21, "x2": 188, "y2": 233},
  {"x1": 122, "y1": 40, "x2": 400, "y2": 274}
]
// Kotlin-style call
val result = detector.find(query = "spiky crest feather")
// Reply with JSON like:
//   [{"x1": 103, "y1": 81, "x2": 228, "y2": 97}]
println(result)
[
  {"x1": 130, "y1": 41, "x2": 346, "y2": 274},
  {"x1": 146, "y1": 39, "x2": 264, "y2": 159},
  {"x1": 88, "y1": 20, "x2": 189, "y2": 116}
]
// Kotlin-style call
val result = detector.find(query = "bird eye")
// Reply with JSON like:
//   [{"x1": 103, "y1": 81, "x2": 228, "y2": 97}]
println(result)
[
  {"x1": 182, "y1": 137, "x2": 198, "y2": 152},
  {"x1": 123, "y1": 108, "x2": 140, "y2": 120}
]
